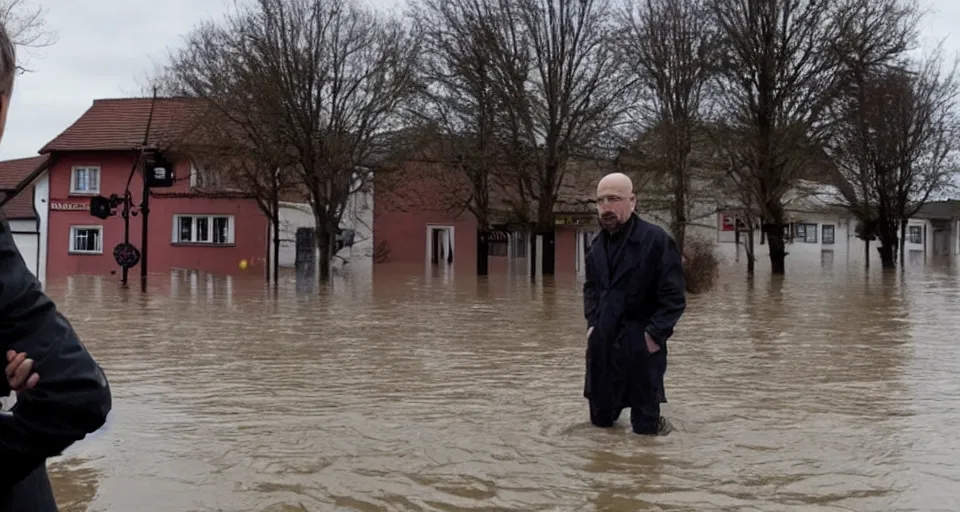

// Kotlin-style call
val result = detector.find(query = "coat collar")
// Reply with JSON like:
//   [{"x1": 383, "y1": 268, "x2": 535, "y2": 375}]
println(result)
[{"x1": 590, "y1": 214, "x2": 643, "y2": 287}]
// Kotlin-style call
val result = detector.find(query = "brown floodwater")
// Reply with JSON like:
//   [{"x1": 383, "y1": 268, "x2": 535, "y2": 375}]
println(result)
[{"x1": 38, "y1": 260, "x2": 960, "y2": 511}]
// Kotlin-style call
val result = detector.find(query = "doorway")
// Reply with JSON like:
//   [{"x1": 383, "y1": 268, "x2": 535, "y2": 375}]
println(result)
[
  {"x1": 933, "y1": 229, "x2": 948, "y2": 258},
  {"x1": 426, "y1": 225, "x2": 454, "y2": 266}
]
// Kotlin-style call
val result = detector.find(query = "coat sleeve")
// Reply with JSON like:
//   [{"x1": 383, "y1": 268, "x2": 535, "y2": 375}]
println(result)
[
  {"x1": 645, "y1": 234, "x2": 686, "y2": 345},
  {"x1": 0, "y1": 220, "x2": 112, "y2": 487},
  {"x1": 583, "y1": 246, "x2": 599, "y2": 328}
]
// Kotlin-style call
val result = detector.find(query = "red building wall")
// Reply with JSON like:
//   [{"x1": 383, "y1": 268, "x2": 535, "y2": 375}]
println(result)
[
  {"x1": 374, "y1": 160, "x2": 479, "y2": 272},
  {"x1": 45, "y1": 151, "x2": 267, "y2": 280},
  {"x1": 555, "y1": 226, "x2": 578, "y2": 276},
  {"x1": 374, "y1": 160, "x2": 585, "y2": 276}
]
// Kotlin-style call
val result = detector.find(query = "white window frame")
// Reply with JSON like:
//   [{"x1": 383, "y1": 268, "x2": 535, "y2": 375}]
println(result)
[
  {"x1": 908, "y1": 225, "x2": 923, "y2": 244},
  {"x1": 70, "y1": 166, "x2": 101, "y2": 195},
  {"x1": 172, "y1": 214, "x2": 235, "y2": 245},
  {"x1": 821, "y1": 224, "x2": 835, "y2": 245},
  {"x1": 69, "y1": 225, "x2": 104, "y2": 254},
  {"x1": 794, "y1": 223, "x2": 818, "y2": 243}
]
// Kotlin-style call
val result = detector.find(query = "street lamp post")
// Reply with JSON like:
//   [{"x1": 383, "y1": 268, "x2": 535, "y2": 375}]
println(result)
[{"x1": 88, "y1": 152, "x2": 174, "y2": 290}]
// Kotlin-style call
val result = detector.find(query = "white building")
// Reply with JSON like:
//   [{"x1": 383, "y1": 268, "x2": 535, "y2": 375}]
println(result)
[
  {"x1": 266, "y1": 175, "x2": 374, "y2": 274},
  {"x1": 0, "y1": 156, "x2": 51, "y2": 284},
  {"x1": 713, "y1": 180, "x2": 942, "y2": 268}
]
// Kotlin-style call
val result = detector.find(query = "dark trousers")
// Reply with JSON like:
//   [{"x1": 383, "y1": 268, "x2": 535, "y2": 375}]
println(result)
[
  {"x1": 588, "y1": 352, "x2": 666, "y2": 435},
  {"x1": 589, "y1": 395, "x2": 660, "y2": 435},
  {"x1": 0, "y1": 465, "x2": 58, "y2": 512}
]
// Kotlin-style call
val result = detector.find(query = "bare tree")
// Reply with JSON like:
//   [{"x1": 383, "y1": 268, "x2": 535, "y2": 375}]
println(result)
[
  {"x1": 709, "y1": 0, "x2": 849, "y2": 275},
  {"x1": 161, "y1": 0, "x2": 419, "y2": 281},
  {"x1": 407, "y1": 0, "x2": 508, "y2": 275},
  {"x1": 616, "y1": 0, "x2": 718, "y2": 255},
  {"x1": 194, "y1": 148, "x2": 299, "y2": 284},
  {"x1": 830, "y1": 50, "x2": 960, "y2": 268},
  {"x1": 491, "y1": 0, "x2": 633, "y2": 275},
  {"x1": 155, "y1": 19, "x2": 298, "y2": 285},
  {"x1": 824, "y1": 0, "x2": 922, "y2": 268},
  {"x1": 0, "y1": 0, "x2": 56, "y2": 72}
]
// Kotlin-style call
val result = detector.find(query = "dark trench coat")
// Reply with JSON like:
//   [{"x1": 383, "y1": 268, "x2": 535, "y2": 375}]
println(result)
[
  {"x1": 583, "y1": 215, "x2": 686, "y2": 412},
  {"x1": 0, "y1": 219, "x2": 112, "y2": 511}
]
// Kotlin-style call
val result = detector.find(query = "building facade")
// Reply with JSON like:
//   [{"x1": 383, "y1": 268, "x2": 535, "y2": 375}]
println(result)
[
  {"x1": 714, "y1": 209, "x2": 935, "y2": 269},
  {"x1": 0, "y1": 156, "x2": 50, "y2": 282},
  {"x1": 36, "y1": 97, "x2": 267, "y2": 282},
  {"x1": 374, "y1": 155, "x2": 954, "y2": 276},
  {"x1": 268, "y1": 177, "x2": 374, "y2": 274},
  {"x1": 0, "y1": 96, "x2": 379, "y2": 285}
]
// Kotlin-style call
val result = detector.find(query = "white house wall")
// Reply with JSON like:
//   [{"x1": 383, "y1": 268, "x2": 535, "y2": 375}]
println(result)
[
  {"x1": 269, "y1": 185, "x2": 374, "y2": 271},
  {"x1": 34, "y1": 172, "x2": 49, "y2": 285},
  {"x1": 955, "y1": 220, "x2": 960, "y2": 257},
  {"x1": 9, "y1": 220, "x2": 39, "y2": 278},
  {"x1": 3, "y1": 172, "x2": 48, "y2": 285},
  {"x1": 272, "y1": 202, "x2": 314, "y2": 268},
  {"x1": 713, "y1": 211, "x2": 935, "y2": 269}
]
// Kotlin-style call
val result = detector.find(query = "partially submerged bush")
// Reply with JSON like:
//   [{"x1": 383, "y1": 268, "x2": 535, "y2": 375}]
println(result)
[{"x1": 683, "y1": 235, "x2": 719, "y2": 294}]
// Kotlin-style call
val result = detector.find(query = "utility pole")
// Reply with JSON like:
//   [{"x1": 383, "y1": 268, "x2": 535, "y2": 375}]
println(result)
[
  {"x1": 90, "y1": 90, "x2": 171, "y2": 290},
  {"x1": 140, "y1": 166, "x2": 150, "y2": 292},
  {"x1": 119, "y1": 91, "x2": 159, "y2": 287}
]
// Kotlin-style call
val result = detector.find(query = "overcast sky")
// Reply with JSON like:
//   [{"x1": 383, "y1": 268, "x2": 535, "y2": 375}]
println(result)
[{"x1": 0, "y1": 0, "x2": 956, "y2": 161}]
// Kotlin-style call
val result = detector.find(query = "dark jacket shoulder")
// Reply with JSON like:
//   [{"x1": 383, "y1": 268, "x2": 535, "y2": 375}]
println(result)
[{"x1": 0, "y1": 219, "x2": 112, "y2": 488}]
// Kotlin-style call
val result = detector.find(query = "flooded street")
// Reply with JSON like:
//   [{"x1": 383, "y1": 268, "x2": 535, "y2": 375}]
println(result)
[{"x1": 42, "y1": 263, "x2": 960, "y2": 511}]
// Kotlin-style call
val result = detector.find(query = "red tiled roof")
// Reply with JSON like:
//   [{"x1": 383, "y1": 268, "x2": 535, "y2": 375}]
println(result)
[
  {"x1": 39, "y1": 97, "x2": 206, "y2": 154},
  {"x1": 0, "y1": 156, "x2": 48, "y2": 220},
  {"x1": 2, "y1": 189, "x2": 36, "y2": 220}
]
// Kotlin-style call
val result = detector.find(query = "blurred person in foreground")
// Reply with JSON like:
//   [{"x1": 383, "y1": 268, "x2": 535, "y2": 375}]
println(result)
[
  {"x1": 0, "y1": 23, "x2": 112, "y2": 511},
  {"x1": 582, "y1": 172, "x2": 685, "y2": 435}
]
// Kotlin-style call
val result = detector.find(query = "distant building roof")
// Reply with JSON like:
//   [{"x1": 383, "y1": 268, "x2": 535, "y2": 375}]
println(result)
[
  {"x1": 914, "y1": 200, "x2": 960, "y2": 219},
  {"x1": 0, "y1": 155, "x2": 49, "y2": 220},
  {"x1": 39, "y1": 97, "x2": 205, "y2": 154}
]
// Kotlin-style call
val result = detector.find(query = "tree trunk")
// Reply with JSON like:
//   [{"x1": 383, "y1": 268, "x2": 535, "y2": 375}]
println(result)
[
  {"x1": 764, "y1": 222, "x2": 786, "y2": 275},
  {"x1": 539, "y1": 229, "x2": 555, "y2": 276},
  {"x1": 864, "y1": 239, "x2": 870, "y2": 269},
  {"x1": 477, "y1": 228, "x2": 490, "y2": 276},
  {"x1": 876, "y1": 218, "x2": 899, "y2": 268},
  {"x1": 318, "y1": 228, "x2": 332, "y2": 281},
  {"x1": 878, "y1": 243, "x2": 895, "y2": 268},
  {"x1": 314, "y1": 210, "x2": 334, "y2": 282},
  {"x1": 671, "y1": 207, "x2": 686, "y2": 256},
  {"x1": 671, "y1": 156, "x2": 687, "y2": 254},
  {"x1": 535, "y1": 197, "x2": 556, "y2": 277},
  {"x1": 529, "y1": 230, "x2": 538, "y2": 281}
]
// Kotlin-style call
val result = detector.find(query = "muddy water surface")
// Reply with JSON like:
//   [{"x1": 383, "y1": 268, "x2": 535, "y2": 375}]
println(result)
[{"x1": 42, "y1": 263, "x2": 960, "y2": 511}]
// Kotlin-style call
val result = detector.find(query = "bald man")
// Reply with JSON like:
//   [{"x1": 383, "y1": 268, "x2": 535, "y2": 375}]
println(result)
[{"x1": 582, "y1": 173, "x2": 686, "y2": 435}]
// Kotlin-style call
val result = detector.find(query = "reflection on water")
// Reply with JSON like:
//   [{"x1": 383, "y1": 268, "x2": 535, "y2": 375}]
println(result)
[{"x1": 40, "y1": 263, "x2": 960, "y2": 511}]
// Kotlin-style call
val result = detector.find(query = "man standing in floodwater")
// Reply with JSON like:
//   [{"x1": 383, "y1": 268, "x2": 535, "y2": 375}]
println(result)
[
  {"x1": 583, "y1": 172, "x2": 686, "y2": 435},
  {"x1": 0, "y1": 22, "x2": 112, "y2": 511}
]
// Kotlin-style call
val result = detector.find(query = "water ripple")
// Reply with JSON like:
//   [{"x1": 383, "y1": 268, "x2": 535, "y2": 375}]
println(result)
[{"x1": 39, "y1": 265, "x2": 960, "y2": 511}]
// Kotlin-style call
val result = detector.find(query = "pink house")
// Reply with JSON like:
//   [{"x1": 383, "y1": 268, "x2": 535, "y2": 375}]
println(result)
[{"x1": 37, "y1": 97, "x2": 267, "y2": 281}]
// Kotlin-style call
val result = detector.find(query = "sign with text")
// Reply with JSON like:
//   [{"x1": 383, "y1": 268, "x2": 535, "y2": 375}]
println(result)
[
  {"x1": 555, "y1": 215, "x2": 591, "y2": 226},
  {"x1": 719, "y1": 212, "x2": 749, "y2": 232},
  {"x1": 146, "y1": 155, "x2": 175, "y2": 188},
  {"x1": 720, "y1": 213, "x2": 737, "y2": 231},
  {"x1": 50, "y1": 200, "x2": 89, "y2": 211}
]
